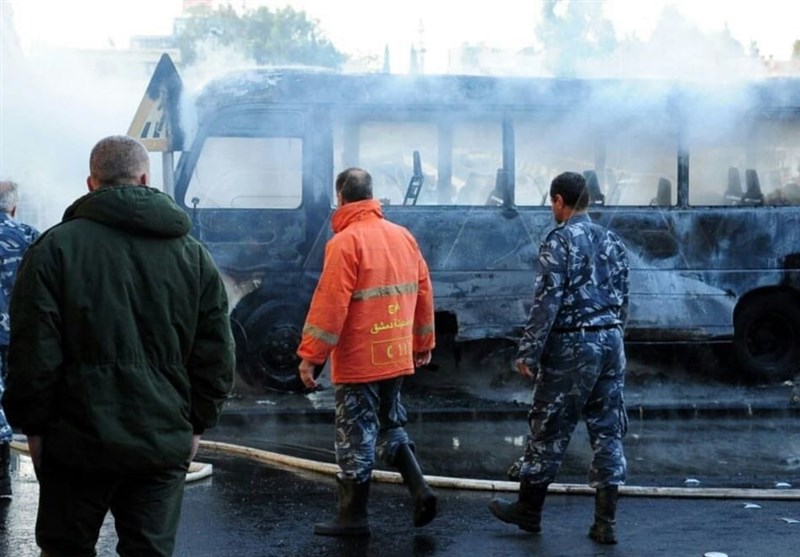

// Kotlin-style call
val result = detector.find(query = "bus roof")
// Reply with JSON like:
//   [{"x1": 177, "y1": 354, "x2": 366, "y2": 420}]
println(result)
[{"x1": 194, "y1": 69, "x2": 800, "y2": 121}]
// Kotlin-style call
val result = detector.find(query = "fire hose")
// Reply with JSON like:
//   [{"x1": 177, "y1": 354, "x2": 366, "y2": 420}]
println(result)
[
  {"x1": 10, "y1": 436, "x2": 799, "y2": 499},
  {"x1": 199, "y1": 440, "x2": 800, "y2": 501}
]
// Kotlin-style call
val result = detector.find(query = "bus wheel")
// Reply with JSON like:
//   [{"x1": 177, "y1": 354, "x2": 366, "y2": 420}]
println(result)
[
  {"x1": 239, "y1": 302, "x2": 312, "y2": 393},
  {"x1": 732, "y1": 293, "x2": 800, "y2": 382}
]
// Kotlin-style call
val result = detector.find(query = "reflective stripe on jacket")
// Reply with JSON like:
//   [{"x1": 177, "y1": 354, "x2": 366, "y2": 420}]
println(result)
[{"x1": 297, "y1": 199, "x2": 435, "y2": 384}]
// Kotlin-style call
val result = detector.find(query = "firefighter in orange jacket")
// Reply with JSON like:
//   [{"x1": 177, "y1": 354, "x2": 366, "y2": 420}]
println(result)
[{"x1": 298, "y1": 167, "x2": 436, "y2": 537}]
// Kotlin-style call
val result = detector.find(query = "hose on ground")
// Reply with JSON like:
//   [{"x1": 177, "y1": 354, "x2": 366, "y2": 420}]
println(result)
[{"x1": 200, "y1": 440, "x2": 800, "y2": 501}]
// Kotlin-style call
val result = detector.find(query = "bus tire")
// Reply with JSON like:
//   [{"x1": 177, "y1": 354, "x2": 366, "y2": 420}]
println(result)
[
  {"x1": 239, "y1": 302, "x2": 314, "y2": 393},
  {"x1": 732, "y1": 292, "x2": 800, "y2": 382}
]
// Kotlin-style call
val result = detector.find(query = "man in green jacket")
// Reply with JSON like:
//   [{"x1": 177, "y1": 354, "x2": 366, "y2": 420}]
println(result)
[{"x1": 2, "y1": 135, "x2": 235, "y2": 557}]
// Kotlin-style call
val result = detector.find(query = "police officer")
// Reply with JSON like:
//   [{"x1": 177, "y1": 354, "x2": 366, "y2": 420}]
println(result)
[
  {"x1": 488, "y1": 171, "x2": 630, "y2": 545},
  {"x1": 0, "y1": 180, "x2": 39, "y2": 499}
]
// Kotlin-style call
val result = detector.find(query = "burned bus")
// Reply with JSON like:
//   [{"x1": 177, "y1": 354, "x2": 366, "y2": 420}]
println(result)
[{"x1": 130, "y1": 54, "x2": 800, "y2": 392}]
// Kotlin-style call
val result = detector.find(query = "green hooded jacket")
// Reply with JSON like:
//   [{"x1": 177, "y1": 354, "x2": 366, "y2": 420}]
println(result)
[{"x1": 2, "y1": 185, "x2": 235, "y2": 472}]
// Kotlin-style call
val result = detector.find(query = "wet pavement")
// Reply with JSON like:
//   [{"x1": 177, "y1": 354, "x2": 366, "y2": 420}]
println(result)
[
  {"x1": 4, "y1": 448, "x2": 800, "y2": 557},
  {"x1": 3, "y1": 344, "x2": 800, "y2": 556}
]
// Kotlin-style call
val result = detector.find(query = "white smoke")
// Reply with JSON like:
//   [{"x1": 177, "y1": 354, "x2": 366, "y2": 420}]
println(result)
[
  {"x1": 175, "y1": 39, "x2": 260, "y2": 148},
  {"x1": 0, "y1": 47, "x2": 153, "y2": 230},
  {"x1": 461, "y1": 2, "x2": 785, "y2": 81},
  {"x1": 0, "y1": 26, "x2": 262, "y2": 232}
]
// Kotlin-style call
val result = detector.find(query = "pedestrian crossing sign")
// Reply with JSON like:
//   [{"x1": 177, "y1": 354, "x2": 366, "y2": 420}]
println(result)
[{"x1": 128, "y1": 53, "x2": 184, "y2": 152}]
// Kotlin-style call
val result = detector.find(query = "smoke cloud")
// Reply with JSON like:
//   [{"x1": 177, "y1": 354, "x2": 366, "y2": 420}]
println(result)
[{"x1": 0, "y1": 47, "x2": 153, "y2": 230}]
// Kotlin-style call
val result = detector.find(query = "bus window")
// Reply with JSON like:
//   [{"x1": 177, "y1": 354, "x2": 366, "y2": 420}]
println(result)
[
  {"x1": 690, "y1": 118, "x2": 800, "y2": 206},
  {"x1": 759, "y1": 120, "x2": 800, "y2": 206},
  {"x1": 604, "y1": 119, "x2": 677, "y2": 206},
  {"x1": 689, "y1": 113, "x2": 749, "y2": 206},
  {"x1": 451, "y1": 121, "x2": 502, "y2": 206},
  {"x1": 514, "y1": 117, "x2": 594, "y2": 206},
  {"x1": 186, "y1": 136, "x2": 303, "y2": 209},
  {"x1": 336, "y1": 121, "x2": 438, "y2": 206}
]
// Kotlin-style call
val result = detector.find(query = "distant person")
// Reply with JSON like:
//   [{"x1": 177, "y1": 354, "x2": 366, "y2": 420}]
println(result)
[
  {"x1": 488, "y1": 171, "x2": 630, "y2": 545},
  {"x1": 1, "y1": 135, "x2": 235, "y2": 556},
  {"x1": 297, "y1": 167, "x2": 437, "y2": 537},
  {"x1": 0, "y1": 180, "x2": 40, "y2": 499}
]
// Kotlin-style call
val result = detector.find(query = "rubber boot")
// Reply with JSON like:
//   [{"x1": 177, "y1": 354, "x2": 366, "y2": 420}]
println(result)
[
  {"x1": 0, "y1": 442, "x2": 11, "y2": 498},
  {"x1": 589, "y1": 485, "x2": 619, "y2": 544},
  {"x1": 394, "y1": 444, "x2": 437, "y2": 527},
  {"x1": 314, "y1": 477, "x2": 371, "y2": 537},
  {"x1": 488, "y1": 482, "x2": 548, "y2": 533}
]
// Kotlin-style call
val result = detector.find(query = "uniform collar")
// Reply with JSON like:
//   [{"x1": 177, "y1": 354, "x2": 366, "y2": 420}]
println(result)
[{"x1": 331, "y1": 199, "x2": 383, "y2": 233}]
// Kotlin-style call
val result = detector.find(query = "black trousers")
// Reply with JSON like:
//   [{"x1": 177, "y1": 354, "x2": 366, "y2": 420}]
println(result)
[{"x1": 36, "y1": 459, "x2": 187, "y2": 557}]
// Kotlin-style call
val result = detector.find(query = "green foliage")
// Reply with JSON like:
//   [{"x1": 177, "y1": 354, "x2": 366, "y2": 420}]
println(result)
[{"x1": 176, "y1": 5, "x2": 346, "y2": 68}]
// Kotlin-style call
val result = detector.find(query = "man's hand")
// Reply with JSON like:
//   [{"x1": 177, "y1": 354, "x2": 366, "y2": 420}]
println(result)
[
  {"x1": 189, "y1": 434, "x2": 201, "y2": 462},
  {"x1": 298, "y1": 359, "x2": 318, "y2": 389},
  {"x1": 414, "y1": 350, "x2": 432, "y2": 367},
  {"x1": 515, "y1": 359, "x2": 537, "y2": 379},
  {"x1": 27, "y1": 435, "x2": 43, "y2": 469}
]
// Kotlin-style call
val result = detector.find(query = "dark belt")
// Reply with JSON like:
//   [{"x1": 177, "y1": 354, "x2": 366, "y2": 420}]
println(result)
[{"x1": 552, "y1": 324, "x2": 620, "y2": 333}]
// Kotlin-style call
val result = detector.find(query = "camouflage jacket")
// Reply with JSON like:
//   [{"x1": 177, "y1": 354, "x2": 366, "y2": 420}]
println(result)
[
  {"x1": 516, "y1": 213, "x2": 629, "y2": 366},
  {"x1": 0, "y1": 213, "x2": 40, "y2": 346}
]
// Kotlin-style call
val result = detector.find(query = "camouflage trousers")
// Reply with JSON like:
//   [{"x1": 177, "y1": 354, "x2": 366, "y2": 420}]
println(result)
[
  {"x1": 0, "y1": 347, "x2": 10, "y2": 443},
  {"x1": 520, "y1": 327, "x2": 627, "y2": 488},
  {"x1": 333, "y1": 376, "x2": 412, "y2": 484}
]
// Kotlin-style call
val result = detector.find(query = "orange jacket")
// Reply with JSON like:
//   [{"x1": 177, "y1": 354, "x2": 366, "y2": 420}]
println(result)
[{"x1": 297, "y1": 199, "x2": 435, "y2": 384}]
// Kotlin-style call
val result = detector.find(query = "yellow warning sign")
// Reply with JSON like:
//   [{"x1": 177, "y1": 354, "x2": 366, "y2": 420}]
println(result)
[{"x1": 127, "y1": 54, "x2": 184, "y2": 152}]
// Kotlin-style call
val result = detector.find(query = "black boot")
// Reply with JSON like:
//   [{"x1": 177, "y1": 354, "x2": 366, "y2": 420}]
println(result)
[
  {"x1": 0, "y1": 442, "x2": 11, "y2": 498},
  {"x1": 314, "y1": 477, "x2": 371, "y2": 537},
  {"x1": 589, "y1": 485, "x2": 619, "y2": 544},
  {"x1": 394, "y1": 444, "x2": 437, "y2": 527},
  {"x1": 488, "y1": 482, "x2": 548, "y2": 533}
]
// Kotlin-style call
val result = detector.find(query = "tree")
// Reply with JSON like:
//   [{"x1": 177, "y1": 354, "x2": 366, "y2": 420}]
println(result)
[
  {"x1": 176, "y1": 5, "x2": 346, "y2": 69},
  {"x1": 535, "y1": 0, "x2": 617, "y2": 77}
]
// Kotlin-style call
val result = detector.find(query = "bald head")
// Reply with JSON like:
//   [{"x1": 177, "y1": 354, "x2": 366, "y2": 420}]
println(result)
[
  {"x1": 88, "y1": 135, "x2": 150, "y2": 190},
  {"x1": 0, "y1": 180, "x2": 20, "y2": 215},
  {"x1": 335, "y1": 168, "x2": 373, "y2": 204}
]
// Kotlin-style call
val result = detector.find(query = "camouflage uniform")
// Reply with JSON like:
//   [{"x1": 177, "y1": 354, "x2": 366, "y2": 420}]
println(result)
[
  {"x1": 0, "y1": 213, "x2": 39, "y2": 443},
  {"x1": 334, "y1": 377, "x2": 411, "y2": 483},
  {"x1": 517, "y1": 213, "x2": 629, "y2": 488}
]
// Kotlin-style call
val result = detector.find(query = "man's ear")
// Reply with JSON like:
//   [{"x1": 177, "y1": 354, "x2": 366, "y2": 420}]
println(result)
[
  {"x1": 87, "y1": 176, "x2": 97, "y2": 192},
  {"x1": 138, "y1": 172, "x2": 149, "y2": 186}
]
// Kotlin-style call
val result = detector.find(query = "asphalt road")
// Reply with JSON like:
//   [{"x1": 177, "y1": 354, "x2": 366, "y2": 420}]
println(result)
[
  {"x1": 3, "y1": 343, "x2": 800, "y2": 556},
  {"x1": 4, "y1": 449, "x2": 800, "y2": 557}
]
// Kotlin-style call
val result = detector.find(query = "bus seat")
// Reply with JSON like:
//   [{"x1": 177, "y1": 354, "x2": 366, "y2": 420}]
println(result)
[
  {"x1": 724, "y1": 167, "x2": 743, "y2": 204},
  {"x1": 650, "y1": 177, "x2": 672, "y2": 207},
  {"x1": 743, "y1": 169, "x2": 765, "y2": 206},
  {"x1": 583, "y1": 170, "x2": 605, "y2": 205},
  {"x1": 403, "y1": 151, "x2": 424, "y2": 206}
]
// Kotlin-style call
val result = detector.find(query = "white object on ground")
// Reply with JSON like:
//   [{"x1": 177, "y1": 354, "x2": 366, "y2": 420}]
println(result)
[{"x1": 10, "y1": 435, "x2": 213, "y2": 482}]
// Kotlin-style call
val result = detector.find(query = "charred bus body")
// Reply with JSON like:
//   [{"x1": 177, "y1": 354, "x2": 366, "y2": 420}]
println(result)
[{"x1": 132, "y1": 55, "x2": 800, "y2": 392}]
